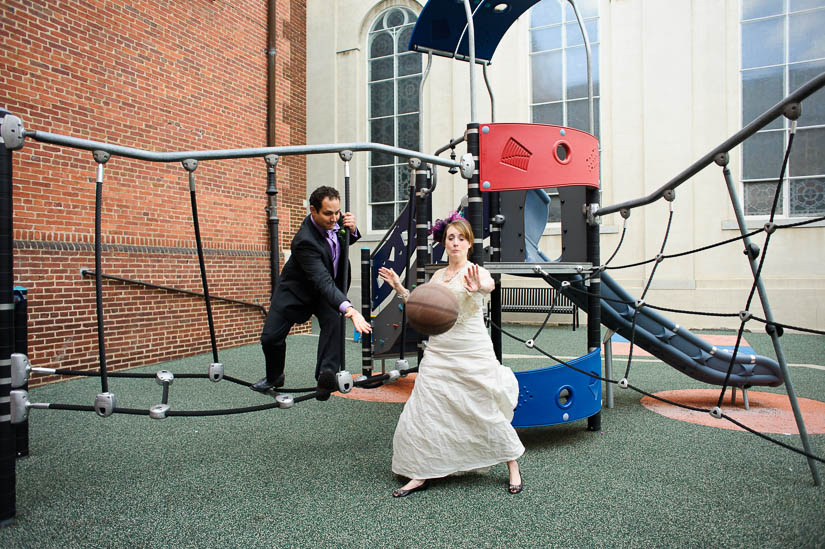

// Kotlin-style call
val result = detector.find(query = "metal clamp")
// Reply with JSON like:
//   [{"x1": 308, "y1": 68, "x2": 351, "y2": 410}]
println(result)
[
  {"x1": 95, "y1": 392, "x2": 116, "y2": 418},
  {"x1": 275, "y1": 394, "x2": 294, "y2": 408},
  {"x1": 336, "y1": 371, "x2": 354, "y2": 394},
  {"x1": 459, "y1": 153, "x2": 475, "y2": 180},
  {"x1": 0, "y1": 113, "x2": 26, "y2": 150},
  {"x1": 149, "y1": 404, "x2": 170, "y2": 419},
  {"x1": 10, "y1": 390, "x2": 30, "y2": 424},
  {"x1": 385, "y1": 370, "x2": 401, "y2": 384},
  {"x1": 209, "y1": 362, "x2": 224, "y2": 382},
  {"x1": 11, "y1": 353, "x2": 31, "y2": 388}
]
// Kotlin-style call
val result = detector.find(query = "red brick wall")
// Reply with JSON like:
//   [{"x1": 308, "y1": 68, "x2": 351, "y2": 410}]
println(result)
[{"x1": 1, "y1": 0, "x2": 307, "y2": 387}]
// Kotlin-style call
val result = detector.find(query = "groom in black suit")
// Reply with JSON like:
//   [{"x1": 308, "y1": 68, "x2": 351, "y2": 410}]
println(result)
[{"x1": 252, "y1": 185, "x2": 372, "y2": 394}]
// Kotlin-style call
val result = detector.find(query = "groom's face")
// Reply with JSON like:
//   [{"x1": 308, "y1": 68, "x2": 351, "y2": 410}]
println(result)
[{"x1": 310, "y1": 197, "x2": 341, "y2": 231}]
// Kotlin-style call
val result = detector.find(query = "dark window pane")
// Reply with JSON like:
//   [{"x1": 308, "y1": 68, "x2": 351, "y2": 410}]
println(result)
[
  {"x1": 370, "y1": 33, "x2": 393, "y2": 58},
  {"x1": 789, "y1": 177, "x2": 825, "y2": 216},
  {"x1": 741, "y1": 18, "x2": 784, "y2": 69},
  {"x1": 370, "y1": 118, "x2": 394, "y2": 166},
  {"x1": 372, "y1": 203, "x2": 395, "y2": 230},
  {"x1": 566, "y1": 44, "x2": 599, "y2": 99},
  {"x1": 744, "y1": 181, "x2": 783, "y2": 215},
  {"x1": 397, "y1": 164, "x2": 411, "y2": 200},
  {"x1": 532, "y1": 102, "x2": 563, "y2": 125},
  {"x1": 370, "y1": 57, "x2": 393, "y2": 82},
  {"x1": 371, "y1": 167, "x2": 395, "y2": 202},
  {"x1": 742, "y1": 67, "x2": 784, "y2": 129},
  {"x1": 743, "y1": 131, "x2": 784, "y2": 180},
  {"x1": 565, "y1": 20, "x2": 599, "y2": 47},
  {"x1": 743, "y1": 0, "x2": 783, "y2": 20},
  {"x1": 397, "y1": 76, "x2": 421, "y2": 114},
  {"x1": 531, "y1": 50, "x2": 563, "y2": 103},
  {"x1": 531, "y1": 0, "x2": 562, "y2": 27},
  {"x1": 398, "y1": 114, "x2": 419, "y2": 151},
  {"x1": 789, "y1": 127, "x2": 825, "y2": 177},
  {"x1": 370, "y1": 80, "x2": 394, "y2": 118},
  {"x1": 567, "y1": 98, "x2": 600, "y2": 138},
  {"x1": 399, "y1": 52, "x2": 421, "y2": 77},
  {"x1": 789, "y1": 10, "x2": 825, "y2": 62},
  {"x1": 387, "y1": 8, "x2": 405, "y2": 29},
  {"x1": 531, "y1": 26, "x2": 562, "y2": 52},
  {"x1": 399, "y1": 26, "x2": 415, "y2": 53},
  {"x1": 790, "y1": 60, "x2": 825, "y2": 126}
]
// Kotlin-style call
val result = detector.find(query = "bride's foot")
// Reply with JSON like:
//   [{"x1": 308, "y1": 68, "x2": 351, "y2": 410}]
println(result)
[
  {"x1": 507, "y1": 461, "x2": 523, "y2": 494},
  {"x1": 393, "y1": 479, "x2": 429, "y2": 498}
]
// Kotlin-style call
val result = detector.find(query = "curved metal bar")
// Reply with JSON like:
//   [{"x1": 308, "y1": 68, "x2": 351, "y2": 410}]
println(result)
[
  {"x1": 597, "y1": 70, "x2": 825, "y2": 217},
  {"x1": 567, "y1": 0, "x2": 594, "y2": 134},
  {"x1": 482, "y1": 63, "x2": 495, "y2": 122},
  {"x1": 22, "y1": 131, "x2": 461, "y2": 168},
  {"x1": 462, "y1": 0, "x2": 478, "y2": 122}
]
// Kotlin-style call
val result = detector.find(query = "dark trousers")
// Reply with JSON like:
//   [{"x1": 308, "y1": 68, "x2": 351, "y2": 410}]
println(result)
[{"x1": 260, "y1": 303, "x2": 343, "y2": 381}]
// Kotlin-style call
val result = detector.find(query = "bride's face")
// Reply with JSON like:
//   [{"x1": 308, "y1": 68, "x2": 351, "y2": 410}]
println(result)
[{"x1": 445, "y1": 226, "x2": 470, "y2": 260}]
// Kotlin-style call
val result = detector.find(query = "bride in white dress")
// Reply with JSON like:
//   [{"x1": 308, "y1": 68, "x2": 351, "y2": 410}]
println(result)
[{"x1": 378, "y1": 217, "x2": 524, "y2": 498}]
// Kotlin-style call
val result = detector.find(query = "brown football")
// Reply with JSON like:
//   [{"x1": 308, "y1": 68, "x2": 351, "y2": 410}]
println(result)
[{"x1": 404, "y1": 282, "x2": 459, "y2": 336}]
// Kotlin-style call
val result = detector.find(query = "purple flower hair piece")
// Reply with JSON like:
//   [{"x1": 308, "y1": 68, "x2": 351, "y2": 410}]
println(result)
[{"x1": 428, "y1": 209, "x2": 465, "y2": 244}]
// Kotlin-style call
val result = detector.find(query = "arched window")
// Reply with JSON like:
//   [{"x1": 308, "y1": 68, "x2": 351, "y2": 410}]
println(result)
[
  {"x1": 368, "y1": 6, "x2": 422, "y2": 230},
  {"x1": 530, "y1": 0, "x2": 600, "y2": 222}
]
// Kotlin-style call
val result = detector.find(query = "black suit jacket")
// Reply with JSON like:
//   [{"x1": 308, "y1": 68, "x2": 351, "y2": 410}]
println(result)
[{"x1": 272, "y1": 214, "x2": 360, "y2": 323}]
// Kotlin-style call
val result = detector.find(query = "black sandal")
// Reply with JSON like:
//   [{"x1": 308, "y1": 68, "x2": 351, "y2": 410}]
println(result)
[
  {"x1": 508, "y1": 475, "x2": 523, "y2": 494},
  {"x1": 393, "y1": 480, "x2": 429, "y2": 498}
]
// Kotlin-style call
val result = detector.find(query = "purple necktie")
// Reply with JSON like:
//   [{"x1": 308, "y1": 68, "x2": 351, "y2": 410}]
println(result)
[{"x1": 327, "y1": 229, "x2": 339, "y2": 278}]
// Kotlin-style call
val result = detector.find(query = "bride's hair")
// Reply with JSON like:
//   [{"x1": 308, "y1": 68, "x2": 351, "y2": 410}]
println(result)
[{"x1": 443, "y1": 218, "x2": 474, "y2": 259}]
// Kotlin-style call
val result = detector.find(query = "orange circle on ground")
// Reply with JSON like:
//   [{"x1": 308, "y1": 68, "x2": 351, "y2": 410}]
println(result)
[
  {"x1": 335, "y1": 373, "x2": 416, "y2": 403},
  {"x1": 641, "y1": 389, "x2": 825, "y2": 434}
]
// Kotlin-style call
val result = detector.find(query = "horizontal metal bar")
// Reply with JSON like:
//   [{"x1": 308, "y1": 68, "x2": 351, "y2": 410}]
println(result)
[
  {"x1": 424, "y1": 262, "x2": 593, "y2": 276},
  {"x1": 23, "y1": 131, "x2": 461, "y2": 169},
  {"x1": 597, "y1": 70, "x2": 825, "y2": 217}
]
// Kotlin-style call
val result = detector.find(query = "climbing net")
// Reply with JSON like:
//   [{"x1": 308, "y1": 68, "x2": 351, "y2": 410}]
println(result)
[{"x1": 488, "y1": 113, "x2": 825, "y2": 472}]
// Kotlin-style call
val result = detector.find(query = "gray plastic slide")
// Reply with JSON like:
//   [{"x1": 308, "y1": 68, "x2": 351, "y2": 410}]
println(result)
[{"x1": 560, "y1": 272, "x2": 783, "y2": 388}]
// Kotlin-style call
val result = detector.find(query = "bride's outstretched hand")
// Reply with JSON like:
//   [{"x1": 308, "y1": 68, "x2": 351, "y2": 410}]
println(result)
[
  {"x1": 463, "y1": 264, "x2": 481, "y2": 293},
  {"x1": 378, "y1": 267, "x2": 402, "y2": 292}
]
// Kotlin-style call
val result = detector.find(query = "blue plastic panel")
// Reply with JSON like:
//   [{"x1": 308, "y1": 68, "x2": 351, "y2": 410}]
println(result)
[
  {"x1": 512, "y1": 348, "x2": 601, "y2": 427},
  {"x1": 409, "y1": 0, "x2": 541, "y2": 63}
]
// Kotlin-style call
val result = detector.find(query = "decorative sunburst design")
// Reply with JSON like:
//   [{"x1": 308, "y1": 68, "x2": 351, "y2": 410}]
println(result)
[{"x1": 500, "y1": 137, "x2": 532, "y2": 171}]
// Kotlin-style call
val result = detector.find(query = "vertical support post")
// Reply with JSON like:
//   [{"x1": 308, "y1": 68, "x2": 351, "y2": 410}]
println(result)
[
  {"x1": 360, "y1": 247, "x2": 372, "y2": 377},
  {"x1": 265, "y1": 154, "x2": 280, "y2": 294},
  {"x1": 466, "y1": 123, "x2": 482, "y2": 266},
  {"x1": 720, "y1": 160, "x2": 820, "y2": 486},
  {"x1": 0, "y1": 109, "x2": 17, "y2": 526},
  {"x1": 586, "y1": 188, "x2": 601, "y2": 431},
  {"x1": 13, "y1": 287, "x2": 27, "y2": 457},
  {"x1": 462, "y1": 0, "x2": 477, "y2": 123},
  {"x1": 339, "y1": 150, "x2": 353, "y2": 372},
  {"x1": 490, "y1": 190, "x2": 503, "y2": 362},
  {"x1": 92, "y1": 150, "x2": 111, "y2": 393},
  {"x1": 414, "y1": 163, "x2": 430, "y2": 362}
]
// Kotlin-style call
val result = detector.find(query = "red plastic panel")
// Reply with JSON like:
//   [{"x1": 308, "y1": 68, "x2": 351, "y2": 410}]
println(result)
[{"x1": 478, "y1": 123, "x2": 600, "y2": 191}]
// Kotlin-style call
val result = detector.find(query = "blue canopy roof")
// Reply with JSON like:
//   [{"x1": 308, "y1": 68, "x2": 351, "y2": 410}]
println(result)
[{"x1": 408, "y1": 0, "x2": 541, "y2": 64}]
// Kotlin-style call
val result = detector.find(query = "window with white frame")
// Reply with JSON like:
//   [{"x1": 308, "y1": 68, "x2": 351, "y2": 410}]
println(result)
[
  {"x1": 741, "y1": 0, "x2": 825, "y2": 217},
  {"x1": 530, "y1": 0, "x2": 600, "y2": 223},
  {"x1": 368, "y1": 7, "x2": 422, "y2": 231}
]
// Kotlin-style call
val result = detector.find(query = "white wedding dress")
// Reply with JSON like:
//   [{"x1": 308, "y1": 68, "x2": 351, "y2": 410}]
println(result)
[{"x1": 392, "y1": 263, "x2": 525, "y2": 480}]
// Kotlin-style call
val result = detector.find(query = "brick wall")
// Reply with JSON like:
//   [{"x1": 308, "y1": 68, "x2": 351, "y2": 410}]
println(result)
[{"x1": 1, "y1": 0, "x2": 307, "y2": 387}]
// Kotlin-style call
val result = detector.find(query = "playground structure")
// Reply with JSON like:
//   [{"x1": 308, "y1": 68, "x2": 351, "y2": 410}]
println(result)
[{"x1": 2, "y1": 0, "x2": 825, "y2": 528}]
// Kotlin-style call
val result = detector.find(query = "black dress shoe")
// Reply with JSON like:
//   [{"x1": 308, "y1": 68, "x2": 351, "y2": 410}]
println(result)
[
  {"x1": 392, "y1": 480, "x2": 429, "y2": 498},
  {"x1": 250, "y1": 373, "x2": 285, "y2": 393},
  {"x1": 508, "y1": 475, "x2": 524, "y2": 495},
  {"x1": 315, "y1": 369, "x2": 337, "y2": 401}
]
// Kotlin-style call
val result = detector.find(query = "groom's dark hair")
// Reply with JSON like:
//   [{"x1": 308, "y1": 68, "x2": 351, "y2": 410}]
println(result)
[{"x1": 309, "y1": 186, "x2": 341, "y2": 211}]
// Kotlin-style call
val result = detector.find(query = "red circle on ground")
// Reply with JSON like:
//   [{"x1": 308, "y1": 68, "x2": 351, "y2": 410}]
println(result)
[
  {"x1": 335, "y1": 373, "x2": 416, "y2": 403},
  {"x1": 641, "y1": 389, "x2": 825, "y2": 434}
]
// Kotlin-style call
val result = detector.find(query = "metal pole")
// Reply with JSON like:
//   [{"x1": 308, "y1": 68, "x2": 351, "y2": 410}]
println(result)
[
  {"x1": 462, "y1": 0, "x2": 477, "y2": 123},
  {"x1": 265, "y1": 154, "x2": 280, "y2": 293},
  {"x1": 414, "y1": 162, "x2": 430, "y2": 363},
  {"x1": 466, "y1": 124, "x2": 482, "y2": 265},
  {"x1": 721, "y1": 162, "x2": 820, "y2": 486},
  {"x1": 339, "y1": 150, "x2": 353, "y2": 373},
  {"x1": 360, "y1": 247, "x2": 372, "y2": 377},
  {"x1": 0, "y1": 109, "x2": 17, "y2": 526}
]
